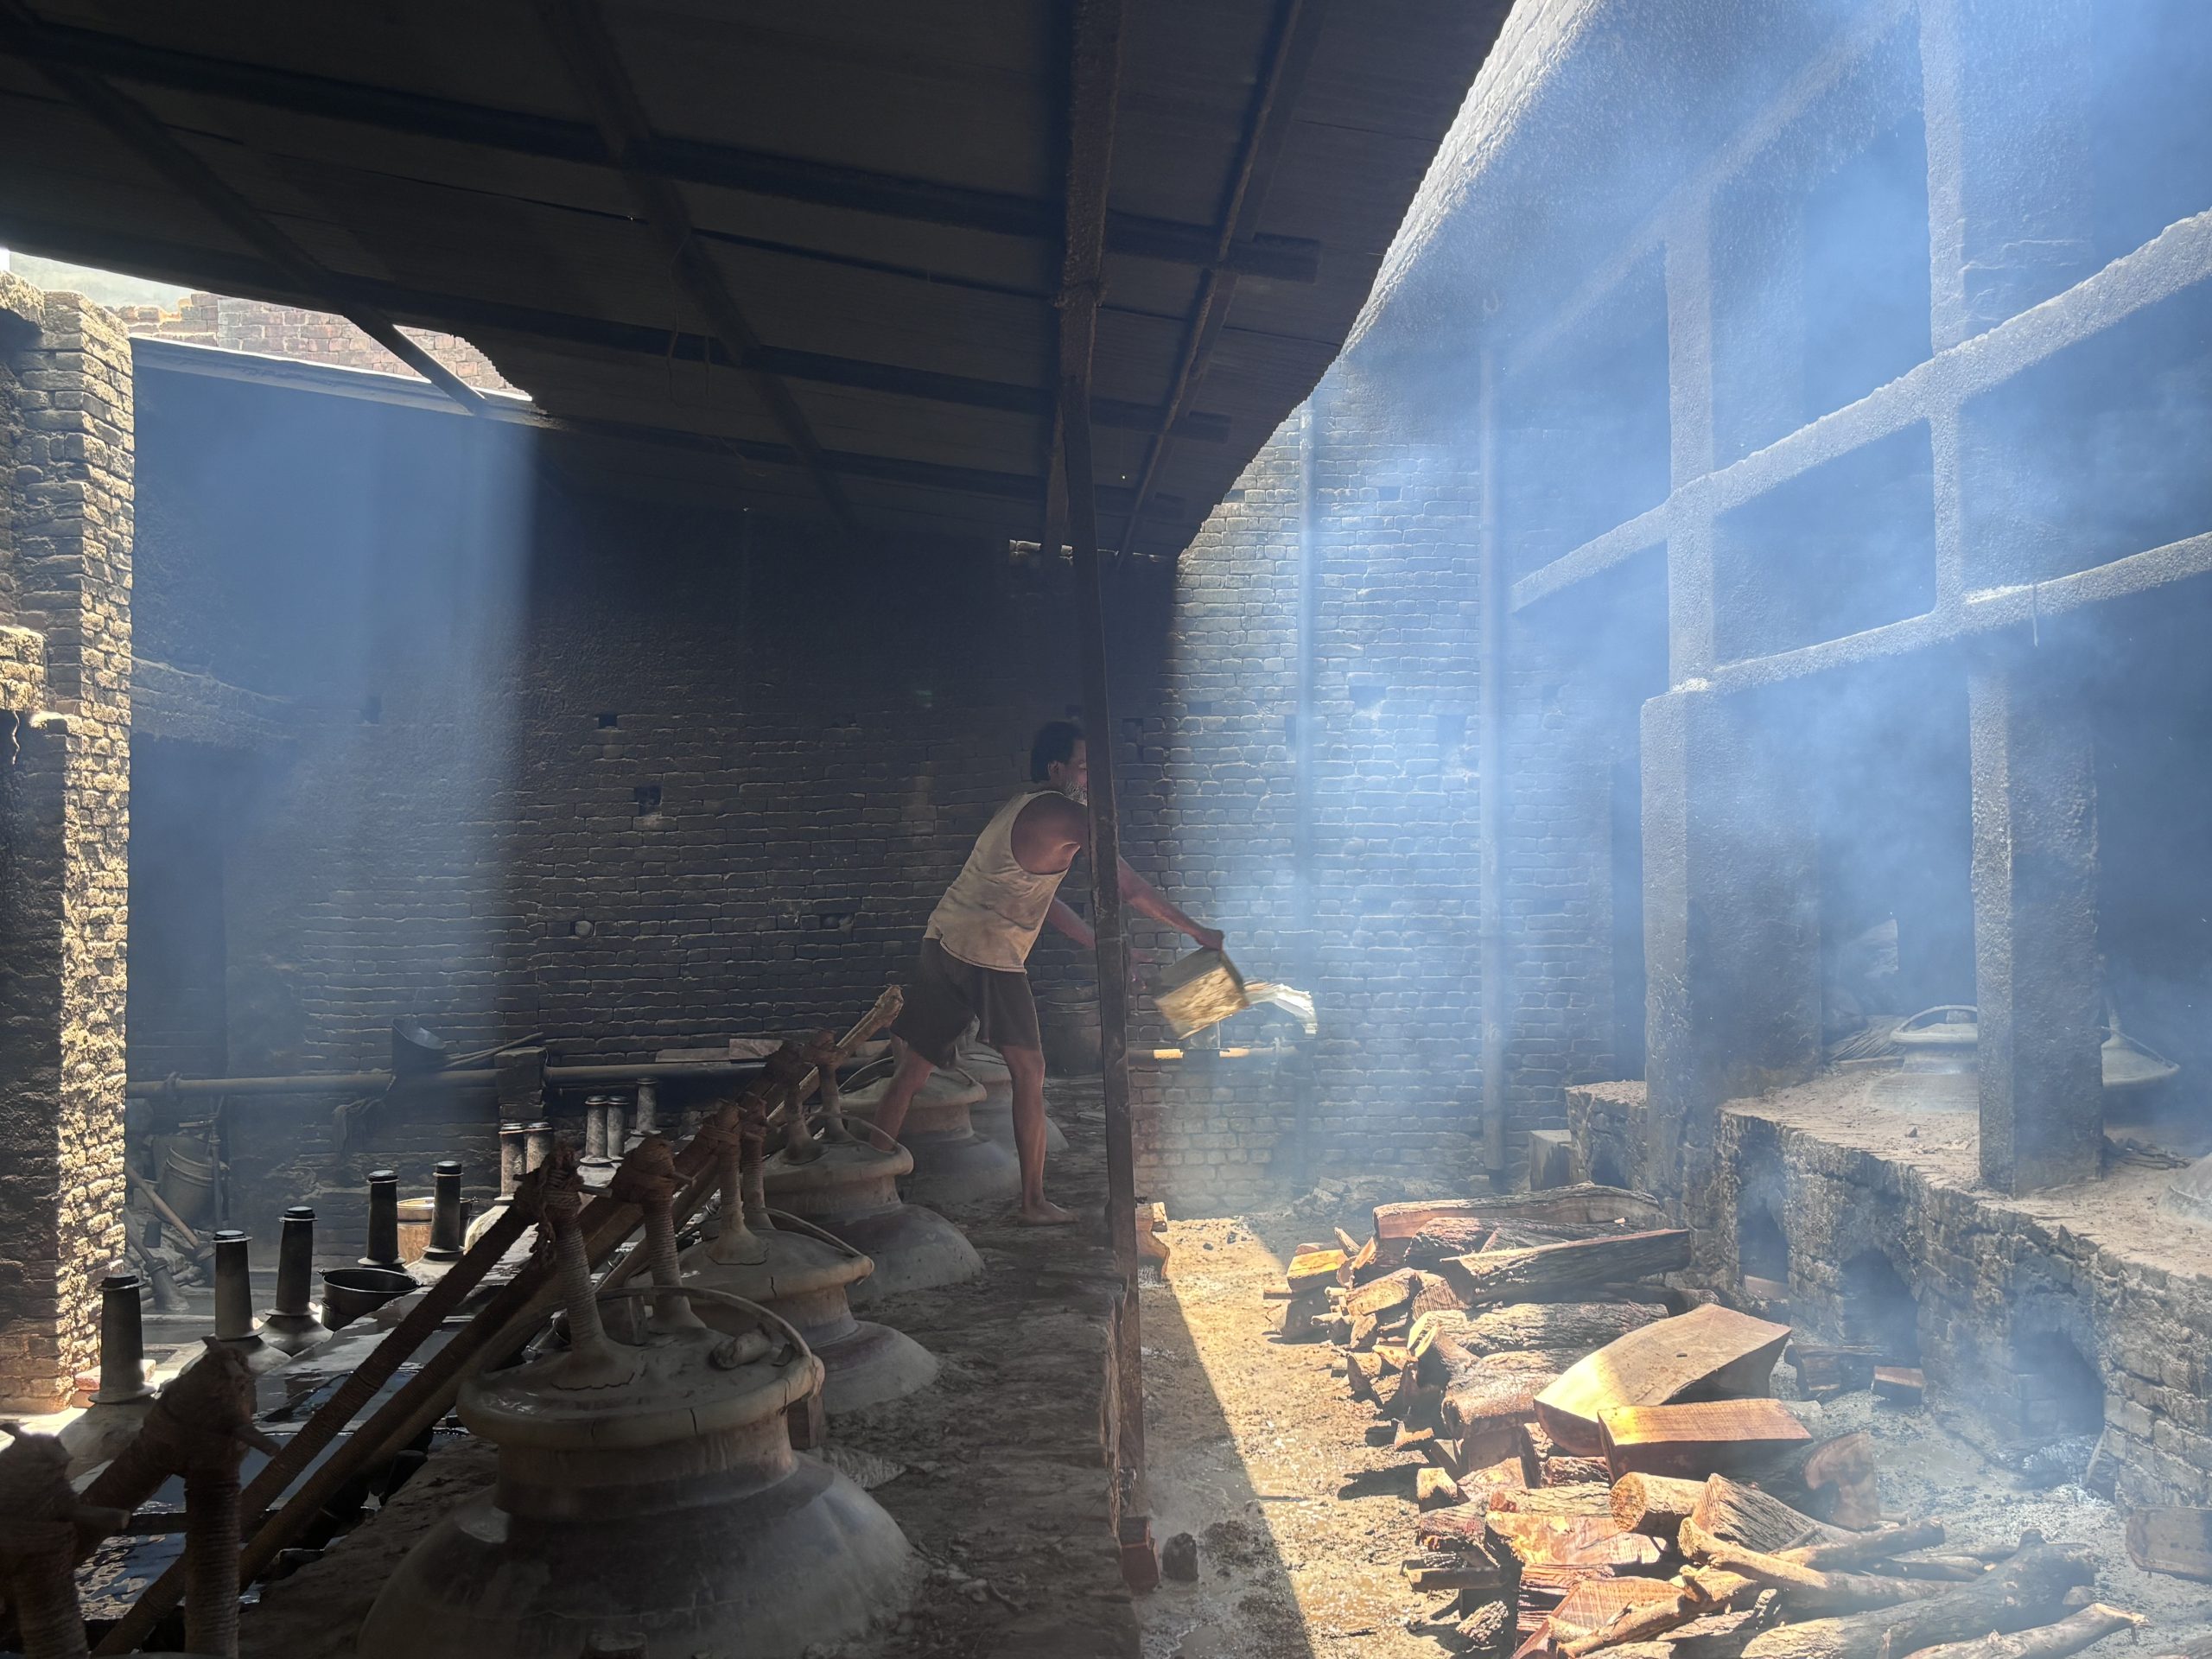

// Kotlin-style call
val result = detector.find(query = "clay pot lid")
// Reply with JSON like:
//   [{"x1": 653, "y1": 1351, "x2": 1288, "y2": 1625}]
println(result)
[
  {"x1": 763, "y1": 1137, "x2": 913, "y2": 1193},
  {"x1": 841, "y1": 1059, "x2": 987, "y2": 1111},
  {"x1": 681, "y1": 1223, "x2": 871, "y2": 1299},
  {"x1": 1891, "y1": 1006, "x2": 1980, "y2": 1050},
  {"x1": 461, "y1": 1325, "x2": 818, "y2": 1450}
]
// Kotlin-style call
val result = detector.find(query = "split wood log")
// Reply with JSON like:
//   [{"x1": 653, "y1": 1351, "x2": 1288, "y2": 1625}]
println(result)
[
  {"x1": 1374, "y1": 1185, "x2": 1671, "y2": 1241},
  {"x1": 1419, "y1": 1467, "x2": 1464, "y2": 1510},
  {"x1": 1878, "y1": 1557, "x2": 1989, "y2": 1583},
  {"x1": 1536, "y1": 1304, "x2": 1794, "y2": 1454},
  {"x1": 2124, "y1": 1506, "x2": 2212, "y2": 1583},
  {"x1": 1441, "y1": 1230, "x2": 1693, "y2": 1308},
  {"x1": 1288, "y1": 1248, "x2": 1346, "y2": 1293},
  {"x1": 1404, "y1": 1542, "x2": 1517, "y2": 1593},
  {"x1": 1794, "y1": 1525, "x2": 1948, "y2": 1572},
  {"x1": 1412, "y1": 1301, "x2": 1669, "y2": 1363},
  {"x1": 1551, "y1": 1580, "x2": 1688, "y2": 1643},
  {"x1": 1490, "y1": 1483, "x2": 1616, "y2": 1517},
  {"x1": 1735, "y1": 1540, "x2": 2094, "y2": 1659},
  {"x1": 1561, "y1": 1586, "x2": 1715, "y2": 1657},
  {"x1": 1427, "y1": 1339, "x2": 1565, "y2": 1438},
  {"x1": 1544, "y1": 1456, "x2": 1617, "y2": 1487},
  {"x1": 1346, "y1": 1234, "x2": 1382, "y2": 1283},
  {"x1": 1419, "y1": 1502, "x2": 1503, "y2": 1550},
  {"x1": 1347, "y1": 1267, "x2": 1452, "y2": 1321},
  {"x1": 1490, "y1": 1510, "x2": 1664, "y2": 1569},
  {"x1": 1347, "y1": 1351, "x2": 1384, "y2": 1401},
  {"x1": 1613, "y1": 1472, "x2": 1708, "y2": 1540},
  {"x1": 1677, "y1": 1517, "x2": 1944, "y2": 1612},
  {"x1": 1376, "y1": 1342, "x2": 1411, "y2": 1375},
  {"x1": 1802, "y1": 1432, "x2": 1883, "y2": 1529},
  {"x1": 1892, "y1": 1604, "x2": 2148, "y2": 1659},
  {"x1": 1333, "y1": 1224, "x2": 1363, "y2": 1256},
  {"x1": 1437, "y1": 1423, "x2": 1535, "y2": 1482},
  {"x1": 1600, "y1": 1400, "x2": 1812, "y2": 1480},
  {"x1": 1690, "y1": 1474, "x2": 1837, "y2": 1554}
]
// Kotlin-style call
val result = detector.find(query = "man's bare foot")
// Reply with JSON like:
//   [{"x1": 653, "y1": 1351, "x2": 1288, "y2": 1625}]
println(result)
[{"x1": 1016, "y1": 1198, "x2": 1078, "y2": 1226}]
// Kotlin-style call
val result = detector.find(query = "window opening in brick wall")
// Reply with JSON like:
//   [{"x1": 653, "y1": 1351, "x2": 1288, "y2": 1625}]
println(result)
[
  {"x1": 2090, "y1": 0, "x2": 2212, "y2": 267},
  {"x1": 596, "y1": 711, "x2": 619, "y2": 728},
  {"x1": 1712, "y1": 18, "x2": 1927, "y2": 463},
  {"x1": 1711, "y1": 423, "x2": 1937, "y2": 662},
  {"x1": 1502, "y1": 256, "x2": 1669, "y2": 577},
  {"x1": 633, "y1": 784, "x2": 661, "y2": 817},
  {"x1": 1840, "y1": 1249, "x2": 1920, "y2": 1364},
  {"x1": 1960, "y1": 282, "x2": 2212, "y2": 590}
]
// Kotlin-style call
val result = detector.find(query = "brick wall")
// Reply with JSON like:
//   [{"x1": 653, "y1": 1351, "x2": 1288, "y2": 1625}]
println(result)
[
  {"x1": 0, "y1": 282, "x2": 131, "y2": 1409},
  {"x1": 115, "y1": 291, "x2": 514, "y2": 394},
  {"x1": 128, "y1": 357, "x2": 1132, "y2": 1243}
]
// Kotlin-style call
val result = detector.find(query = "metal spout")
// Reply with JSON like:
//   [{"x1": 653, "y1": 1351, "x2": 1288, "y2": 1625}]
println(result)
[
  {"x1": 360, "y1": 1170, "x2": 403, "y2": 1269},
  {"x1": 426, "y1": 1160, "x2": 467, "y2": 1260},
  {"x1": 260, "y1": 1207, "x2": 328, "y2": 1354},
  {"x1": 93, "y1": 1270, "x2": 156, "y2": 1403}
]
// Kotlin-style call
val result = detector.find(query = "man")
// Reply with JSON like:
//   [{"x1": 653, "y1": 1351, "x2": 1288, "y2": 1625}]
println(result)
[{"x1": 878, "y1": 720, "x2": 1223, "y2": 1224}]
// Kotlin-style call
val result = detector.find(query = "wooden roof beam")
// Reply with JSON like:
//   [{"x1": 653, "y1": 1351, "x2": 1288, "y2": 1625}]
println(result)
[
  {"x1": 531, "y1": 0, "x2": 858, "y2": 536},
  {"x1": 1, "y1": 19, "x2": 1323, "y2": 283},
  {"x1": 0, "y1": 0, "x2": 486, "y2": 412},
  {"x1": 1118, "y1": 0, "x2": 1327, "y2": 553}
]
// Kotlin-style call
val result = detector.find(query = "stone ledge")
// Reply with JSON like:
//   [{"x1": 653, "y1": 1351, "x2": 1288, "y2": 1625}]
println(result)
[
  {"x1": 0, "y1": 268, "x2": 43, "y2": 343},
  {"x1": 130, "y1": 657, "x2": 292, "y2": 750}
]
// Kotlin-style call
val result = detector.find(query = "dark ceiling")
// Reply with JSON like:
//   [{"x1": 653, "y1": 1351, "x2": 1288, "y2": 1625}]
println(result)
[{"x1": 0, "y1": 1, "x2": 1505, "y2": 554}]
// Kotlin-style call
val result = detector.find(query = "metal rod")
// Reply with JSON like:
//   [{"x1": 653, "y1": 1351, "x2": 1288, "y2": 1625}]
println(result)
[
  {"x1": 359, "y1": 1172, "x2": 402, "y2": 1270},
  {"x1": 1477, "y1": 346, "x2": 1510, "y2": 1182},
  {"x1": 123, "y1": 1055, "x2": 833, "y2": 1100},
  {"x1": 1056, "y1": 0, "x2": 1142, "y2": 1506},
  {"x1": 427, "y1": 1161, "x2": 466, "y2": 1261}
]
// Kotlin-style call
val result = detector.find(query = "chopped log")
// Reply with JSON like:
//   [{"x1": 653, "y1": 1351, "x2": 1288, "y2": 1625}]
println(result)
[
  {"x1": 1347, "y1": 1351, "x2": 1385, "y2": 1401},
  {"x1": 1490, "y1": 1510, "x2": 1664, "y2": 1569},
  {"x1": 1522, "y1": 1561, "x2": 1624, "y2": 1608},
  {"x1": 1282, "y1": 1285, "x2": 1330, "y2": 1339},
  {"x1": 1561, "y1": 1586, "x2": 1713, "y2": 1657},
  {"x1": 1484, "y1": 1221, "x2": 1640, "y2": 1251},
  {"x1": 1348, "y1": 1268, "x2": 1427, "y2": 1319},
  {"x1": 1395, "y1": 1421, "x2": 1439, "y2": 1452},
  {"x1": 1802, "y1": 1432, "x2": 1882, "y2": 1529},
  {"x1": 1455, "y1": 1599, "x2": 1516, "y2": 1655},
  {"x1": 1333, "y1": 1224, "x2": 1362, "y2": 1255},
  {"x1": 1537, "y1": 1305, "x2": 1794, "y2": 1454},
  {"x1": 1690, "y1": 1474, "x2": 1834, "y2": 1554},
  {"x1": 1346, "y1": 1234, "x2": 1382, "y2": 1283},
  {"x1": 1600, "y1": 1400, "x2": 1813, "y2": 1480},
  {"x1": 1419, "y1": 1500, "x2": 1503, "y2": 1549},
  {"x1": 1613, "y1": 1471, "x2": 1708, "y2": 1540},
  {"x1": 1735, "y1": 1541, "x2": 2094, "y2": 1659},
  {"x1": 1893, "y1": 1605, "x2": 2148, "y2": 1659},
  {"x1": 1375, "y1": 1185, "x2": 1671, "y2": 1243},
  {"x1": 1413, "y1": 1300, "x2": 1668, "y2": 1362},
  {"x1": 1678, "y1": 1517, "x2": 1946, "y2": 1611},
  {"x1": 1490, "y1": 1484, "x2": 1615, "y2": 1517},
  {"x1": 2123, "y1": 1507, "x2": 2212, "y2": 1583},
  {"x1": 1427, "y1": 1338, "x2": 1565, "y2": 1437},
  {"x1": 1441, "y1": 1425, "x2": 1537, "y2": 1483},
  {"x1": 1288, "y1": 1248, "x2": 1347, "y2": 1293},
  {"x1": 1551, "y1": 1580, "x2": 1688, "y2": 1644},
  {"x1": 1795, "y1": 1524, "x2": 1947, "y2": 1572},
  {"x1": 1419, "y1": 1467, "x2": 1464, "y2": 1510},
  {"x1": 1791, "y1": 1344, "x2": 1879, "y2": 1395},
  {"x1": 1872, "y1": 1367, "x2": 1924, "y2": 1405},
  {"x1": 1404, "y1": 1542, "x2": 1517, "y2": 1593},
  {"x1": 1411, "y1": 1218, "x2": 1498, "y2": 1260},
  {"x1": 1441, "y1": 1230, "x2": 1694, "y2": 1308},
  {"x1": 1878, "y1": 1557, "x2": 1988, "y2": 1583},
  {"x1": 1350, "y1": 1310, "x2": 1384, "y2": 1350},
  {"x1": 1544, "y1": 1456, "x2": 1616, "y2": 1486},
  {"x1": 1744, "y1": 1274, "x2": 1790, "y2": 1304},
  {"x1": 1376, "y1": 1342, "x2": 1411, "y2": 1376}
]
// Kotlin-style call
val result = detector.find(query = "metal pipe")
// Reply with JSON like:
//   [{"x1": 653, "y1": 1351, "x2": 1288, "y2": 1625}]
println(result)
[
  {"x1": 211, "y1": 1230, "x2": 254, "y2": 1343},
  {"x1": 1293, "y1": 393, "x2": 1319, "y2": 1190},
  {"x1": 582, "y1": 1094, "x2": 611, "y2": 1164},
  {"x1": 1476, "y1": 346, "x2": 1509, "y2": 1183},
  {"x1": 360, "y1": 1171, "x2": 402, "y2": 1270},
  {"x1": 498, "y1": 1122, "x2": 529, "y2": 1198},
  {"x1": 628, "y1": 1079, "x2": 658, "y2": 1148},
  {"x1": 93, "y1": 1271, "x2": 155, "y2": 1403},
  {"x1": 426, "y1": 1160, "x2": 466, "y2": 1261},
  {"x1": 272, "y1": 1208, "x2": 315, "y2": 1319},
  {"x1": 123, "y1": 1055, "x2": 860, "y2": 1101},
  {"x1": 524, "y1": 1122, "x2": 556, "y2": 1173}
]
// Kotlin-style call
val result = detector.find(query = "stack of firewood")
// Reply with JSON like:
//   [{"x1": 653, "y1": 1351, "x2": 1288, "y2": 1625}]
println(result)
[{"x1": 1278, "y1": 1184, "x2": 2160, "y2": 1659}]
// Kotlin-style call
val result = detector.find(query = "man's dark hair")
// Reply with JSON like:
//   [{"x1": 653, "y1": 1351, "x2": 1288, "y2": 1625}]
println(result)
[{"x1": 1030, "y1": 719, "x2": 1086, "y2": 782}]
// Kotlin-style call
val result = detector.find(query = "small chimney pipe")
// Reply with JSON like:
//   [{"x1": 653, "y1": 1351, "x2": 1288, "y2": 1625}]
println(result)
[
  {"x1": 93, "y1": 1270, "x2": 156, "y2": 1402},
  {"x1": 360, "y1": 1170, "x2": 403, "y2": 1270},
  {"x1": 426, "y1": 1160, "x2": 467, "y2": 1261},
  {"x1": 212, "y1": 1230, "x2": 256, "y2": 1343}
]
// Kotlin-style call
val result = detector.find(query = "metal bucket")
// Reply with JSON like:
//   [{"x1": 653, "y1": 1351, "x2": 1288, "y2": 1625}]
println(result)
[
  {"x1": 157, "y1": 1141, "x2": 218, "y2": 1225},
  {"x1": 396, "y1": 1195, "x2": 435, "y2": 1264},
  {"x1": 1154, "y1": 949, "x2": 1249, "y2": 1039}
]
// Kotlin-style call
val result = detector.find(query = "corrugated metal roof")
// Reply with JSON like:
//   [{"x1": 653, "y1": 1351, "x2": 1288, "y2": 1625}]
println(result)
[{"x1": 0, "y1": 0, "x2": 1508, "y2": 554}]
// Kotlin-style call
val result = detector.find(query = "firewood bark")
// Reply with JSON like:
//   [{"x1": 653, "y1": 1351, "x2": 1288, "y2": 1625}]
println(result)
[
  {"x1": 1736, "y1": 1541, "x2": 2094, "y2": 1659},
  {"x1": 1374, "y1": 1185, "x2": 1671, "y2": 1243},
  {"x1": 1424, "y1": 1338, "x2": 1565, "y2": 1437},
  {"x1": 1691, "y1": 1474, "x2": 1836, "y2": 1553},
  {"x1": 1796, "y1": 1524, "x2": 1948, "y2": 1572},
  {"x1": 1893, "y1": 1604, "x2": 2147, "y2": 1659},
  {"x1": 1544, "y1": 1456, "x2": 1616, "y2": 1486},
  {"x1": 1413, "y1": 1300, "x2": 1669, "y2": 1361},
  {"x1": 1600, "y1": 1400, "x2": 1814, "y2": 1480},
  {"x1": 1677, "y1": 1517, "x2": 1945, "y2": 1611},
  {"x1": 1441, "y1": 1230, "x2": 1693, "y2": 1306},
  {"x1": 1490, "y1": 1483, "x2": 1615, "y2": 1517},
  {"x1": 1613, "y1": 1471, "x2": 1708, "y2": 1540}
]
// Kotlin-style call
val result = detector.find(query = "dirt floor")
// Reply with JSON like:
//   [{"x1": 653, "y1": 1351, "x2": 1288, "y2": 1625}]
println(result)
[
  {"x1": 1135, "y1": 1203, "x2": 2212, "y2": 1659},
  {"x1": 219, "y1": 1079, "x2": 1140, "y2": 1659}
]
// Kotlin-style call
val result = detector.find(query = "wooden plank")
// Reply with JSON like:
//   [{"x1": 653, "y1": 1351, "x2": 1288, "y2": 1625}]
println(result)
[
  {"x1": 1412, "y1": 1302, "x2": 1669, "y2": 1362},
  {"x1": 1549, "y1": 1575, "x2": 1687, "y2": 1642},
  {"x1": 1536, "y1": 1304, "x2": 1793, "y2": 1454},
  {"x1": 1440, "y1": 1230, "x2": 1692, "y2": 1308},
  {"x1": 1489, "y1": 1510, "x2": 1666, "y2": 1569},
  {"x1": 1287, "y1": 1248, "x2": 1345, "y2": 1293},
  {"x1": 1599, "y1": 1399, "x2": 1812, "y2": 1480},
  {"x1": 2124, "y1": 1508, "x2": 2212, "y2": 1582},
  {"x1": 1375, "y1": 1185, "x2": 1671, "y2": 1242},
  {"x1": 1872, "y1": 1365, "x2": 1924, "y2": 1404},
  {"x1": 1345, "y1": 1267, "x2": 1425, "y2": 1319}
]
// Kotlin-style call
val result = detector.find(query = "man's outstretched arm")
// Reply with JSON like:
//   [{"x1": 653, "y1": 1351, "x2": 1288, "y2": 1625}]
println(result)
[
  {"x1": 1118, "y1": 858, "x2": 1223, "y2": 952},
  {"x1": 1045, "y1": 896, "x2": 1096, "y2": 950}
]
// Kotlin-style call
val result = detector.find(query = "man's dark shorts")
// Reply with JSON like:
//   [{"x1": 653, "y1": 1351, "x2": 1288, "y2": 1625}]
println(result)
[{"x1": 892, "y1": 938, "x2": 1040, "y2": 1066}]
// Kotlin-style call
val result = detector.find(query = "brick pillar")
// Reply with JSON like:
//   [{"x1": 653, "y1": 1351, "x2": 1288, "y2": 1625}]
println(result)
[
  {"x1": 0, "y1": 286, "x2": 132, "y2": 1410},
  {"x1": 1640, "y1": 687, "x2": 1821, "y2": 1253},
  {"x1": 1968, "y1": 654, "x2": 2100, "y2": 1194}
]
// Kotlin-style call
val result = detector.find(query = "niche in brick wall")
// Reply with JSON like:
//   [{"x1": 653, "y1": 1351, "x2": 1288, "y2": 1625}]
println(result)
[
  {"x1": 2008, "y1": 1329, "x2": 2105, "y2": 1441},
  {"x1": 1738, "y1": 1203, "x2": 1789, "y2": 1284},
  {"x1": 1840, "y1": 1249, "x2": 1920, "y2": 1364},
  {"x1": 634, "y1": 784, "x2": 662, "y2": 819}
]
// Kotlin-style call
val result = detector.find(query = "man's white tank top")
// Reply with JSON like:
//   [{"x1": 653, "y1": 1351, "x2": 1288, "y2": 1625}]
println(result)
[{"x1": 925, "y1": 787, "x2": 1074, "y2": 971}]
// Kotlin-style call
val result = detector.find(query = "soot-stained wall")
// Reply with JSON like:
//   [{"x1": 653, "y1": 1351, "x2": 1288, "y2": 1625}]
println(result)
[{"x1": 129, "y1": 358, "x2": 1179, "y2": 1240}]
